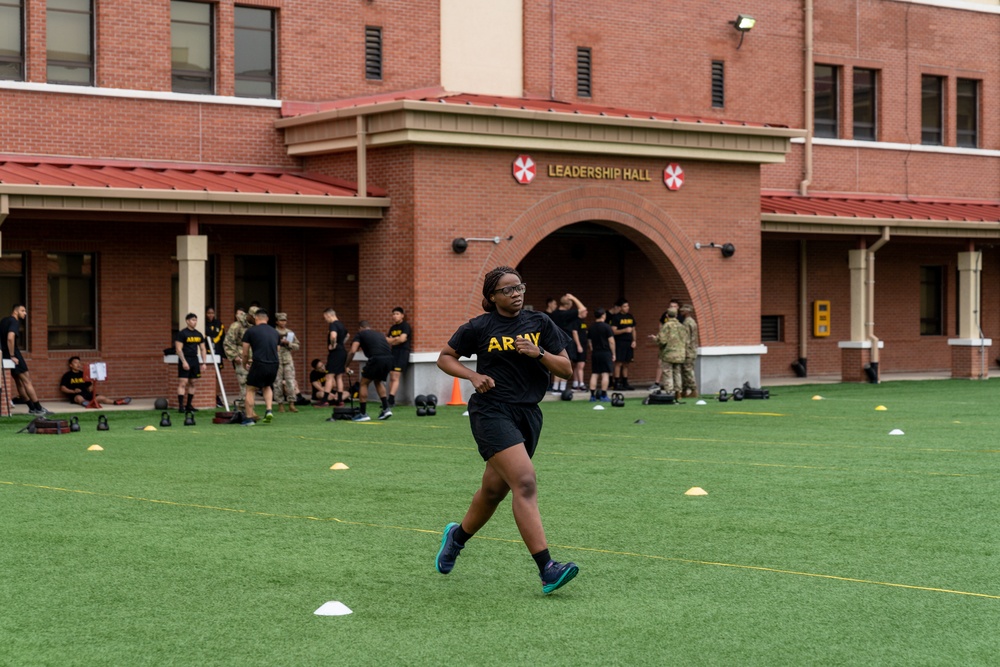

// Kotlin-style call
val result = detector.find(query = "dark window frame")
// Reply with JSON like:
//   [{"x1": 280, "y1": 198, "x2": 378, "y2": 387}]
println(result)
[
  {"x1": 47, "y1": 251, "x2": 97, "y2": 351},
  {"x1": 171, "y1": 0, "x2": 215, "y2": 95},
  {"x1": 852, "y1": 68, "x2": 877, "y2": 141},
  {"x1": 234, "y1": 5, "x2": 276, "y2": 98},
  {"x1": 711, "y1": 60, "x2": 724, "y2": 109},
  {"x1": 365, "y1": 25, "x2": 382, "y2": 81},
  {"x1": 921, "y1": 75, "x2": 944, "y2": 146},
  {"x1": 920, "y1": 265, "x2": 944, "y2": 336},
  {"x1": 814, "y1": 64, "x2": 839, "y2": 139},
  {"x1": 956, "y1": 78, "x2": 979, "y2": 149},
  {"x1": 0, "y1": 251, "x2": 28, "y2": 350},
  {"x1": 46, "y1": 0, "x2": 94, "y2": 86},
  {"x1": 235, "y1": 255, "x2": 277, "y2": 317},
  {"x1": 0, "y1": 0, "x2": 25, "y2": 81},
  {"x1": 576, "y1": 47, "x2": 592, "y2": 98}
]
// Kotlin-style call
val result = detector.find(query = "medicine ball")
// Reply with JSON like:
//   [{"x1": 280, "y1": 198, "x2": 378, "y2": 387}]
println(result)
[{"x1": 154, "y1": 397, "x2": 169, "y2": 410}]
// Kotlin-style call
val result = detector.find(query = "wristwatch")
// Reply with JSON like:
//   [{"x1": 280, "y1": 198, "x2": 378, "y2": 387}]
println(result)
[{"x1": 537, "y1": 347, "x2": 546, "y2": 359}]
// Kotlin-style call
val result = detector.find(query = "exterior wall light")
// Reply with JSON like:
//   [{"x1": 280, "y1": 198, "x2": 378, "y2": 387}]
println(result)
[
  {"x1": 730, "y1": 14, "x2": 756, "y2": 49},
  {"x1": 452, "y1": 235, "x2": 514, "y2": 254},
  {"x1": 694, "y1": 242, "x2": 736, "y2": 258}
]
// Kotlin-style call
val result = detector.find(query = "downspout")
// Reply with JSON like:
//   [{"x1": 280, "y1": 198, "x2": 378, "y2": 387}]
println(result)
[
  {"x1": 866, "y1": 227, "x2": 890, "y2": 380},
  {"x1": 356, "y1": 115, "x2": 367, "y2": 198},
  {"x1": 800, "y1": 0, "x2": 814, "y2": 196},
  {"x1": 796, "y1": 240, "x2": 808, "y2": 376},
  {"x1": 549, "y1": 0, "x2": 556, "y2": 99}
]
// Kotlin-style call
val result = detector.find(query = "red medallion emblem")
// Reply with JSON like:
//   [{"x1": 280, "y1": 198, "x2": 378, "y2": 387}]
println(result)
[
  {"x1": 663, "y1": 163, "x2": 684, "y2": 190},
  {"x1": 512, "y1": 155, "x2": 536, "y2": 184}
]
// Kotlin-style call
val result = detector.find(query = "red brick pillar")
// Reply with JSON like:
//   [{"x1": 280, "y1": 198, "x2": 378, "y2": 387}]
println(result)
[
  {"x1": 839, "y1": 344, "x2": 873, "y2": 383},
  {"x1": 949, "y1": 340, "x2": 991, "y2": 380}
]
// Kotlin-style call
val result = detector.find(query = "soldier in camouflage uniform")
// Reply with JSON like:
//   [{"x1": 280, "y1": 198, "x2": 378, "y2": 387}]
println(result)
[
  {"x1": 223, "y1": 306, "x2": 253, "y2": 411},
  {"x1": 272, "y1": 312, "x2": 301, "y2": 412},
  {"x1": 680, "y1": 304, "x2": 699, "y2": 398},
  {"x1": 655, "y1": 307, "x2": 689, "y2": 398}
]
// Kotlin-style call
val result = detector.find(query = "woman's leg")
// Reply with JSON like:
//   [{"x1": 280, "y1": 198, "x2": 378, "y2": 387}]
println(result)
[
  {"x1": 482, "y1": 444, "x2": 547, "y2": 554},
  {"x1": 459, "y1": 461, "x2": 510, "y2": 534}
]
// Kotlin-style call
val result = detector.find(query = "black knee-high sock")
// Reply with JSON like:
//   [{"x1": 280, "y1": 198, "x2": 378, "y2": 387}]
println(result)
[
  {"x1": 178, "y1": 394, "x2": 185, "y2": 410},
  {"x1": 359, "y1": 401, "x2": 367, "y2": 415},
  {"x1": 186, "y1": 394, "x2": 194, "y2": 409},
  {"x1": 380, "y1": 396, "x2": 388, "y2": 409},
  {"x1": 532, "y1": 549, "x2": 551, "y2": 573}
]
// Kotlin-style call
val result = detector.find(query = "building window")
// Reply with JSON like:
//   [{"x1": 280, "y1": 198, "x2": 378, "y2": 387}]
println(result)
[
  {"x1": 235, "y1": 255, "x2": 276, "y2": 316},
  {"x1": 576, "y1": 47, "x2": 591, "y2": 98},
  {"x1": 47, "y1": 0, "x2": 93, "y2": 85},
  {"x1": 761, "y1": 315, "x2": 783, "y2": 342},
  {"x1": 853, "y1": 68, "x2": 876, "y2": 141},
  {"x1": 0, "y1": 252, "x2": 27, "y2": 349},
  {"x1": 814, "y1": 64, "x2": 838, "y2": 138},
  {"x1": 0, "y1": 0, "x2": 24, "y2": 81},
  {"x1": 365, "y1": 26, "x2": 382, "y2": 80},
  {"x1": 711, "y1": 60, "x2": 724, "y2": 108},
  {"x1": 47, "y1": 252, "x2": 96, "y2": 350},
  {"x1": 920, "y1": 75, "x2": 943, "y2": 145},
  {"x1": 956, "y1": 78, "x2": 979, "y2": 148},
  {"x1": 171, "y1": 0, "x2": 214, "y2": 94},
  {"x1": 235, "y1": 6, "x2": 275, "y2": 98},
  {"x1": 920, "y1": 266, "x2": 943, "y2": 336}
]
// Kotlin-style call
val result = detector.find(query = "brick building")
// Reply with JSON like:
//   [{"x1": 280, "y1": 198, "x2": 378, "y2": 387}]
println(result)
[{"x1": 1, "y1": 0, "x2": 998, "y2": 407}]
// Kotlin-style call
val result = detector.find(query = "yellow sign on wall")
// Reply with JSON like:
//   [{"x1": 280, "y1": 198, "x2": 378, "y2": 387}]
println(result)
[{"x1": 813, "y1": 300, "x2": 831, "y2": 337}]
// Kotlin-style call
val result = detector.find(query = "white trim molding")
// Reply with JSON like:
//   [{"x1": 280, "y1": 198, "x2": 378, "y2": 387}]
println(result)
[
  {"x1": 948, "y1": 338, "x2": 993, "y2": 346},
  {"x1": 838, "y1": 340, "x2": 885, "y2": 349},
  {"x1": 889, "y1": 0, "x2": 1000, "y2": 15},
  {"x1": 0, "y1": 80, "x2": 283, "y2": 108},
  {"x1": 698, "y1": 345, "x2": 768, "y2": 356},
  {"x1": 791, "y1": 137, "x2": 1000, "y2": 158}
]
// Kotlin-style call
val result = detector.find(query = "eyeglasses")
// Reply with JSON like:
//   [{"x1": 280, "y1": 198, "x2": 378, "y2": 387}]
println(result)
[{"x1": 492, "y1": 282, "x2": 527, "y2": 297}]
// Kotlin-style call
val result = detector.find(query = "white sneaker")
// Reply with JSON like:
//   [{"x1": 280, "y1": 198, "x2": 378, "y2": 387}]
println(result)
[
  {"x1": 352, "y1": 413, "x2": 371, "y2": 422},
  {"x1": 377, "y1": 409, "x2": 393, "y2": 420}
]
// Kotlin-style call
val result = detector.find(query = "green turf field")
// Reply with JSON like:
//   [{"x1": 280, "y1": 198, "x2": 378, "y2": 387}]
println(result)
[{"x1": 3, "y1": 380, "x2": 1000, "y2": 665}]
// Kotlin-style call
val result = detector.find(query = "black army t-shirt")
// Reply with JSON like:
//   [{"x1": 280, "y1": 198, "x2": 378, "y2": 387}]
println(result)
[
  {"x1": 328, "y1": 321, "x2": 348, "y2": 349},
  {"x1": 353, "y1": 328, "x2": 392, "y2": 358},
  {"x1": 174, "y1": 327, "x2": 205, "y2": 359},
  {"x1": 589, "y1": 321, "x2": 614, "y2": 352},
  {"x1": 387, "y1": 321, "x2": 412, "y2": 353},
  {"x1": 0, "y1": 316, "x2": 21, "y2": 357},
  {"x1": 448, "y1": 309, "x2": 571, "y2": 405},
  {"x1": 243, "y1": 325, "x2": 281, "y2": 364}
]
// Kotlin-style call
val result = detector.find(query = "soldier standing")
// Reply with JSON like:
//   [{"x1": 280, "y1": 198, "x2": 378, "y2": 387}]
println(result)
[
  {"x1": 680, "y1": 305, "x2": 699, "y2": 398},
  {"x1": 223, "y1": 306, "x2": 252, "y2": 412},
  {"x1": 272, "y1": 312, "x2": 301, "y2": 413},
  {"x1": 655, "y1": 307, "x2": 688, "y2": 399}
]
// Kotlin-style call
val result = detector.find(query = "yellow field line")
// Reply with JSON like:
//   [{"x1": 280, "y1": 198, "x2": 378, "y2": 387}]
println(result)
[{"x1": 3, "y1": 479, "x2": 998, "y2": 601}]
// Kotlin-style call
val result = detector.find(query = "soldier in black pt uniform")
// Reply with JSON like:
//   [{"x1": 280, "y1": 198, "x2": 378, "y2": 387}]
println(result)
[
  {"x1": 174, "y1": 313, "x2": 207, "y2": 413},
  {"x1": 385, "y1": 306, "x2": 412, "y2": 408},
  {"x1": 345, "y1": 321, "x2": 394, "y2": 421},
  {"x1": 434, "y1": 266, "x2": 580, "y2": 595},
  {"x1": 241, "y1": 309, "x2": 281, "y2": 424}
]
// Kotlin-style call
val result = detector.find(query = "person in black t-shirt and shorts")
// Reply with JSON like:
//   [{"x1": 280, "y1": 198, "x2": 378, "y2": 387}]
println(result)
[
  {"x1": 386, "y1": 306, "x2": 411, "y2": 408},
  {"x1": 174, "y1": 313, "x2": 208, "y2": 413},
  {"x1": 1, "y1": 303, "x2": 50, "y2": 416},
  {"x1": 322, "y1": 308, "x2": 348, "y2": 406},
  {"x1": 345, "y1": 321, "x2": 394, "y2": 421},
  {"x1": 241, "y1": 309, "x2": 281, "y2": 424},
  {"x1": 587, "y1": 308, "x2": 616, "y2": 402},
  {"x1": 434, "y1": 266, "x2": 579, "y2": 595}
]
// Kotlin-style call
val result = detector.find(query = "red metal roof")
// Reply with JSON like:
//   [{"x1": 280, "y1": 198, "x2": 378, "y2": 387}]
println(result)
[
  {"x1": 0, "y1": 155, "x2": 386, "y2": 197},
  {"x1": 762, "y1": 192, "x2": 1000, "y2": 223},
  {"x1": 283, "y1": 88, "x2": 787, "y2": 129}
]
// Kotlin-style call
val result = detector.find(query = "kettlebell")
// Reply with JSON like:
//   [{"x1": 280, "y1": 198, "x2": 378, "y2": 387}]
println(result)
[
  {"x1": 160, "y1": 411, "x2": 172, "y2": 427},
  {"x1": 718, "y1": 388, "x2": 729, "y2": 402},
  {"x1": 69, "y1": 416, "x2": 81, "y2": 432},
  {"x1": 184, "y1": 411, "x2": 196, "y2": 426},
  {"x1": 415, "y1": 394, "x2": 427, "y2": 417},
  {"x1": 96, "y1": 415, "x2": 109, "y2": 431},
  {"x1": 611, "y1": 392, "x2": 625, "y2": 407},
  {"x1": 426, "y1": 394, "x2": 438, "y2": 416},
  {"x1": 560, "y1": 389, "x2": 574, "y2": 401},
  {"x1": 732, "y1": 388, "x2": 745, "y2": 401}
]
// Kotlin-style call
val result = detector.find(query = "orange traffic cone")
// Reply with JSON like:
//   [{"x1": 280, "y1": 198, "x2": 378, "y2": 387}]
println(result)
[{"x1": 446, "y1": 377, "x2": 466, "y2": 406}]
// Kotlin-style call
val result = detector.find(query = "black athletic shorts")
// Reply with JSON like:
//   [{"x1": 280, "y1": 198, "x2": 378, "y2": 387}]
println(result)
[
  {"x1": 615, "y1": 338, "x2": 635, "y2": 363},
  {"x1": 327, "y1": 347, "x2": 347, "y2": 375},
  {"x1": 177, "y1": 357, "x2": 201, "y2": 379},
  {"x1": 246, "y1": 361, "x2": 279, "y2": 389},
  {"x1": 468, "y1": 395, "x2": 543, "y2": 462},
  {"x1": 391, "y1": 347, "x2": 410, "y2": 374},
  {"x1": 567, "y1": 343, "x2": 585, "y2": 364},
  {"x1": 362, "y1": 355, "x2": 392, "y2": 382},
  {"x1": 4, "y1": 350, "x2": 27, "y2": 376},
  {"x1": 591, "y1": 350, "x2": 613, "y2": 374}
]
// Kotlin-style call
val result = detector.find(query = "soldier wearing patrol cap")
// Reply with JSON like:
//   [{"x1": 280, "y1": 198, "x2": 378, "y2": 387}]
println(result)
[
  {"x1": 272, "y1": 312, "x2": 301, "y2": 412},
  {"x1": 655, "y1": 307, "x2": 688, "y2": 399},
  {"x1": 223, "y1": 306, "x2": 255, "y2": 411}
]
